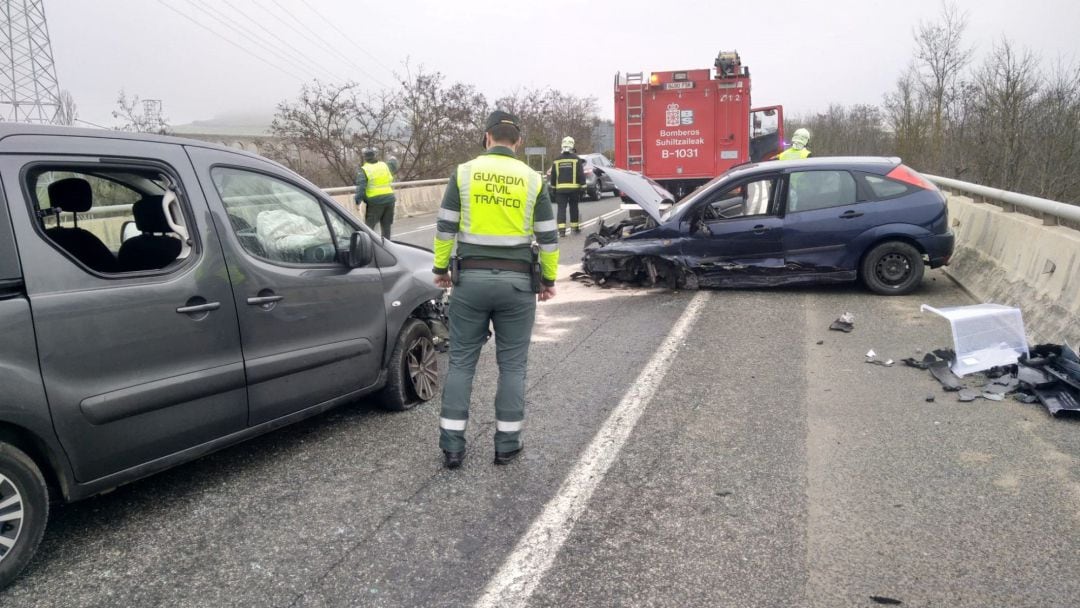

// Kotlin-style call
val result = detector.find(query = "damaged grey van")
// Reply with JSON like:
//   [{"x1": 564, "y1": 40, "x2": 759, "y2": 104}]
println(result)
[{"x1": 0, "y1": 125, "x2": 446, "y2": 588}]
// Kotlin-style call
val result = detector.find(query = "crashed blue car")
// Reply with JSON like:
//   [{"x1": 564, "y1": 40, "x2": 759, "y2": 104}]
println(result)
[{"x1": 582, "y1": 157, "x2": 954, "y2": 295}]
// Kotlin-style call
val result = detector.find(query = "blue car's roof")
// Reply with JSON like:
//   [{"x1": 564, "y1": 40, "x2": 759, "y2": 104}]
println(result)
[{"x1": 728, "y1": 156, "x2": 903, "y2": 179}]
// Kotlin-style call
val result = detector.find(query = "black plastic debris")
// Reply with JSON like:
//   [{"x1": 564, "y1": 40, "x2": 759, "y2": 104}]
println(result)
[
  {"x1": 908, "y1": 343, "x2": 1080, "y2": 416},
  {"x1": 902, "y1": 353, "x2": 938, "y2": 370},
  {"x1": 870, "y1": 596, "x2": 903, "y2": 605},
  {"x1": 829, "y1": 312, "x2": 855, "y2": 333},
  {"x1": 925, "y1": 394, "x2": 936, "y2": 403},
  {"x1": 929, "y1": 360, "x2": 963, "y2": 391}
]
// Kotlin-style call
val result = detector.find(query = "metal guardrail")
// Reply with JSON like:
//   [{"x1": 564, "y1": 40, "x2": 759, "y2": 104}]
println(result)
[
  {"x1": 925, "y1": 174, "x2": 1080, "y2": 227},
  {"x1": 322, "y1": 178, "x2": 449, "y2": 196}
]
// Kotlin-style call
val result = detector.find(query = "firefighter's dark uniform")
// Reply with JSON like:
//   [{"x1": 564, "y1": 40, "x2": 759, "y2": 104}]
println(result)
[
  {"x1": 549, "y1": 150, "x2": 586, "y2": 235},
  {"x1": 433, "y1": 111, "x2": 559, "y2": 460}
]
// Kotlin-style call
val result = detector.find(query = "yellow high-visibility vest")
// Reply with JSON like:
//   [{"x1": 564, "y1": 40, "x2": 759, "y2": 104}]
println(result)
[
  {"x1": 362, "y1": 161, "x2": 394, "y2": 198},
  {"x1": 455, "y1": 154, "x2": 542, "y2": 246},
  {"x1": 777, "y1": 147, "x2": 811, "y2": 161}
]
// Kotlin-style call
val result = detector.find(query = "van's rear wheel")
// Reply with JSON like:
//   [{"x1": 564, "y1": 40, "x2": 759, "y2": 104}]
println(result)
[
  {"x1": 861, "y1": 241, "x2": 925, "y2": 295},
  {"x1": 379, "y1": 319, "x2": 440, "y2": 411},
  {"x1": 0, "y1": 443, "x2": 48, "y2": 590}
]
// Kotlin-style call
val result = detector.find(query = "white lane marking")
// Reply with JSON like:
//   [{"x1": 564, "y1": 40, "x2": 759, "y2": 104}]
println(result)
[
  {"x1": 394, "y1": 223, "x2": 437, "y2": 237},
  {"x1": 474, "y1": 291, "x2": 710, "y2": 608}
]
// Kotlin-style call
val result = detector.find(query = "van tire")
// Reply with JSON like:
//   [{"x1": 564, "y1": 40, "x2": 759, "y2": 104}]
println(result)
[
  {"x1": 379, "y1": 319, "x2": 440, "y2": 411},
  {"x1": 0, "y1": 442, "x2": 49, "y2": 590},
  {"x1": 861, "y1": 241, "x2": 925, "y2": 295}
]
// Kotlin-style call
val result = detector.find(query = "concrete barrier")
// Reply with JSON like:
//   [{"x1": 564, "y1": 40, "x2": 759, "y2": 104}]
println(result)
[
  {"x1": 943, "y1": 193, "x2": 1080, "y2": 344},
  {"x1": 325, "y1": 180, "x2": 448, "y2": 222}
]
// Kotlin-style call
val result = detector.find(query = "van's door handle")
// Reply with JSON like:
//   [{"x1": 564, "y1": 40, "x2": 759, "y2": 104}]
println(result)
[
  {"x1": 246, "y1": 295, "x2": 284, "y2": 305},
  {"x1": 839, "y1": 210, "x2": 864, "y2": 219},
  {"x1": 176, "y1": 302, "x2": 220, "y2": 314}
]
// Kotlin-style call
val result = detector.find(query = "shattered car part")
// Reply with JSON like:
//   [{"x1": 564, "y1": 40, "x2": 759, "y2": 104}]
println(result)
[
  {"x1": 902, "y1": 353, "x2": 939, "y2": 370},
  {"x1": 1033, "y1": 387, "x2": 1080, "y2": 416},
  {"x1": 865, "y1": 349, "x2": 894, "y2": 367},
  {"x1": 929, "y1": 361, "x2": 963, "y2": 391},
  {"x1": 830, "y1": 312, "x2": 855, "y2": 333},
  {"x1": 920, "y1": 303, "x2": 1029, "y2": 377}
]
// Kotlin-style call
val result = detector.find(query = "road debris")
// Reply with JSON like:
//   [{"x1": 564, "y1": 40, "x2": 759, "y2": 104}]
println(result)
[
  {"x1": 870, "y1": 596, "x2": 903, "y2": 605},
  {"x1": 829, "y1": 312, "x2": 855, "y2": 332},
  {"x1": 920, "y1": 303, "x2": 1028, "y2": 376},
  {"x1": 905, "y1": 342, "x2": 1080, "y2": 415},
  {"x1": 865, "y1": 349, "x2": 894, "y2": 367}
]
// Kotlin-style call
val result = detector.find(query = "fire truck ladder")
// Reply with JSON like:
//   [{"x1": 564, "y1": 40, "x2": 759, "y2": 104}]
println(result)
[{"x1": 625, "y1": 72, "x2": 645, "y2": 170}]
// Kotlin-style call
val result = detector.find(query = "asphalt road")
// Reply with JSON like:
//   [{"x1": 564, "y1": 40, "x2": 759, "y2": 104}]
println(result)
[{"x1": 3, "y1": 192, "x2": 1079, "y2": 607}]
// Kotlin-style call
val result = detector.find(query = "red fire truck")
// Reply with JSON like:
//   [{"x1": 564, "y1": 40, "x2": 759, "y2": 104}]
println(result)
[{"x1": 614, "y1": 51, "x2": 785, "y2": 197}]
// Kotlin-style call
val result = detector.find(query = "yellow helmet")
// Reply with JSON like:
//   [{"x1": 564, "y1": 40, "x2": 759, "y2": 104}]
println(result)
[{"x1": 561, "y1": 136, "x2": 575, "y2": 152}]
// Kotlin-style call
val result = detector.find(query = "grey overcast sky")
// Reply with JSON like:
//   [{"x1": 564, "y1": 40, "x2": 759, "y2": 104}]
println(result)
[{"x1": 46, "y1": 0, "x2": 1080, "y2": 128}]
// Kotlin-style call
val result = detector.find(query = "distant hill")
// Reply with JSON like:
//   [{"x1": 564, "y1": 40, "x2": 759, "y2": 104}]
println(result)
[{"x1": 172, "y1": 111, "x2": 274, "y2": 137}]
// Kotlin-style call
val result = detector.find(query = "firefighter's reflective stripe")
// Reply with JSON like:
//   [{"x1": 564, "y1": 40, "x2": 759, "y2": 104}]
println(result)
[
  {"x1": 440, "y1": 417, "x2": 468, "y2": 431},
  {"x1": 362, "y1": 161, "x2": 394, "y2": 197},
  {"x1": 496, "y1": 420, "x2": 523, "y2": 432},
  {"x1": 777, "y1": 147, "x2": 811, "y2": 161},
  {"x1": 539, "y1": 243, "x2": 558, "y2": 253},
  {"x1": 438, "y1": 208, "x2": 460, "y2": 222},
  {"x1": 553, "y1": 158, "x2": 581, "y2": 190},
  {"x1": 456, "y1": 155, "x2": 542, "y2": 244}
]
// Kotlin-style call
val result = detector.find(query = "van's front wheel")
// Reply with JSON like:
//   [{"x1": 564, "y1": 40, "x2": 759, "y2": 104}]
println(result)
[
  {"x1": 379, "y1": 319, "x2": 441, "y2": 411},
  {"x1": 0, "y1": 443, "x2": 48, "y2": 590}
]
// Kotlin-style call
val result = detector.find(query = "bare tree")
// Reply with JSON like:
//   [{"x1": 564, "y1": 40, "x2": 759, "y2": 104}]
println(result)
[
  {"x1": 967, "y1": 38, "x2": 1041, "y2": 191},
  {"x1": 112, "y1": 90, "x2": 170, "y2": 135},
  {"x1": 56, "y1": 90, "x2": 77, "y2": 126},
  {"x1": 884, "y1": 64, "x2": 932, "y2": 165},
  {"x1": 913, "y1": 1, "x2": 973, "y2": 172},
  {"x1": 268, "y1": 81, "x2": 363, "y2": 186},
  {"x1": 495, "y1": 87, "x2": 599, "y2": 164},
  {"x1": 395, "y1": 64, "x2": 489, "y2": 180}
]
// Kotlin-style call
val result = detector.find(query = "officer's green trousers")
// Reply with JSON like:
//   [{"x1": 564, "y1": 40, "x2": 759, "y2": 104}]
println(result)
[{"x1": 439, "y1": 269, "x2": 537, "y2": 454}]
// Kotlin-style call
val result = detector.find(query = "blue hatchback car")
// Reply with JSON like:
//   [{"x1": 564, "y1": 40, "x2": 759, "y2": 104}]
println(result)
[{"x1": 584, "y1": 157, "x2": 954, "y2": 295}]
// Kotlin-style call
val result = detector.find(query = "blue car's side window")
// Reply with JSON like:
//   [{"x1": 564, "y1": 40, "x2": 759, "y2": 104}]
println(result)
[{"x1": 787, "y1": 170, "x2": 857, "y2": 213}]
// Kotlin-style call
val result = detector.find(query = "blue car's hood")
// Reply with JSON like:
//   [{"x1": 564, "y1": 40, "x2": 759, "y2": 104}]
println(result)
[{"x1": 595, "y1": 167, "x2": 675, "y2": 224}]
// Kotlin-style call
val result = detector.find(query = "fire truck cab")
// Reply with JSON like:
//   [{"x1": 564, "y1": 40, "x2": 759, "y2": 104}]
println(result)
[{"x1": 614, "y1": 51, "x2": 784, "y2": 198}]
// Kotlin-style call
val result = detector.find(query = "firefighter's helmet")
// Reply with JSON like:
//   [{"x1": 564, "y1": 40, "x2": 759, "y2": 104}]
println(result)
[
  {"x1": 561, "y1": 136, "x2": 575, "y2": 152},
  {"x1": 792, "y1": 128, "x2": 811, "y2": 150}
]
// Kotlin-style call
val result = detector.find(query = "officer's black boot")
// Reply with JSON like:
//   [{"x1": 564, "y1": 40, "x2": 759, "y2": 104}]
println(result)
[
  {"x1": 443, "y1": 449, "x2": 465, "y2": 469},
  {"x1": 494, "y1": 443, "x2": 523, "y2": 465}
]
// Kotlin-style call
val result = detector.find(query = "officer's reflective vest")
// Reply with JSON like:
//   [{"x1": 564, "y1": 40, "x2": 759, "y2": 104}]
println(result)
[
  {"x1": 362, "y1": 161, "x2": 394, "y2": 198},
  {"x1": 552, "y1": 157, "x2": 582, "y2": 191},
  {"x1": 455, "y1": 154, "x2": 542, "y2": 246},
  {"x1": 777, "y1": 147, "x2": 811, "y2": 161}
]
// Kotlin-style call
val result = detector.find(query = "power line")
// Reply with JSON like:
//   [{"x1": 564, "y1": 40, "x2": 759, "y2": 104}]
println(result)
[
  {"x1": 295, "y1": 0, "x2": 397, "y2": 78},
  {"x1": 155, "y1": 0, "x2": 307, "y2": 82},
  {"x1": 219, "y1": 0, "x2": 346, "y2": 82},
  {"x1": 181, "y1": 0, "x2": 341, "y2": 83},
  {"x1": 258, "y1": 0, "x2": 392, "y2": 88}
]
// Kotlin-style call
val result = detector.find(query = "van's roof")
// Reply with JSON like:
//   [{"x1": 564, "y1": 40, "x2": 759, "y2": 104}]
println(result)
[{"x1": 0, "y1": 122, "x2": 267, "y2": 161}]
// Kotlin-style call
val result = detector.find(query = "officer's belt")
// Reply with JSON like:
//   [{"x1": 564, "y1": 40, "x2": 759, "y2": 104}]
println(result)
[{"x1": 459, "y1": 258, "x2": 532, "y2": 273}]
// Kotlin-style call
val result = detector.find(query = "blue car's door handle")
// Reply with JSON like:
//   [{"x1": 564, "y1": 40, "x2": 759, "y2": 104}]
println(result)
[
  {"x1": 752, "y1": 225, "x2": 769, "y2": 235},
  {"x1": 839, "y1": 210, "x2": 864, "y2": 219}
]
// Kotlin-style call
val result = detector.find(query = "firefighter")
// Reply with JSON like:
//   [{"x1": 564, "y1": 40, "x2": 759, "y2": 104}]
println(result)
[
  {"x1": 432, "y1": 110, "x2": 559, "y2": 469},
  {"x1": 777, "y1": 128, "x2": 812, "y2": 160},
  {"x1": 354, "y1": 148, "x2": 398, "y2": 238},
  {"x1": 549, "y1": 136, "x2": 586, "y2": 236}
]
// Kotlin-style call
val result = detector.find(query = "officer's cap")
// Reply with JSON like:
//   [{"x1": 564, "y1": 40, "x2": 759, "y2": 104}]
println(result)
[{"x1": 484, "y1": 110, "x2": 521, "y2": 133}]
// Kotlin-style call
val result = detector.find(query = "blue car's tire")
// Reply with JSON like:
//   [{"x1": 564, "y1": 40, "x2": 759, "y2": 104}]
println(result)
[{"x1": 861, "y1": 241, "x2": 925, "y2": 295}]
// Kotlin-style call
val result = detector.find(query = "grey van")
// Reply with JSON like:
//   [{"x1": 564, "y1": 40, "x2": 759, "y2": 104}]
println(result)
[{"x1": 0, "y1": 125, "x2": 446, "y2": 588}]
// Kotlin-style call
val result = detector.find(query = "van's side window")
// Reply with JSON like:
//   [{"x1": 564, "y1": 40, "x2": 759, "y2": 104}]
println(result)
[
  {"x1": 27, "y1": 167, "x2": 194, "y2": 274},
  {"x1": 211, "y1": 167, "x2": 350, "y2": 265}
]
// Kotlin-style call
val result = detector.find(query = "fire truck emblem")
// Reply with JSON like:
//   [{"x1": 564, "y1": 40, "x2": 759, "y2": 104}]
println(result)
[
  {"x1": 665, "y1": 103, "x2": 680, "y2": 127},
  {"x1": 680, "y1": 109, "x2": 695, "y2": 125}
]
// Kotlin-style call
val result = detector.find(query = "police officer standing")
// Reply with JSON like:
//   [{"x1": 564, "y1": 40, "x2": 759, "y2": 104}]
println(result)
[
  {"x1": 549, "y1": 136, "x2": 586, "y2": 236},
  {"x1": 432, "y1": 110, "x2": 559, "y2": 469},
  {"x1": 354, "y1": 147, "x2": 398, "y2": 238},
  {"x1": 777, "y1": 128, "x2": 812, "y2": 160}
]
